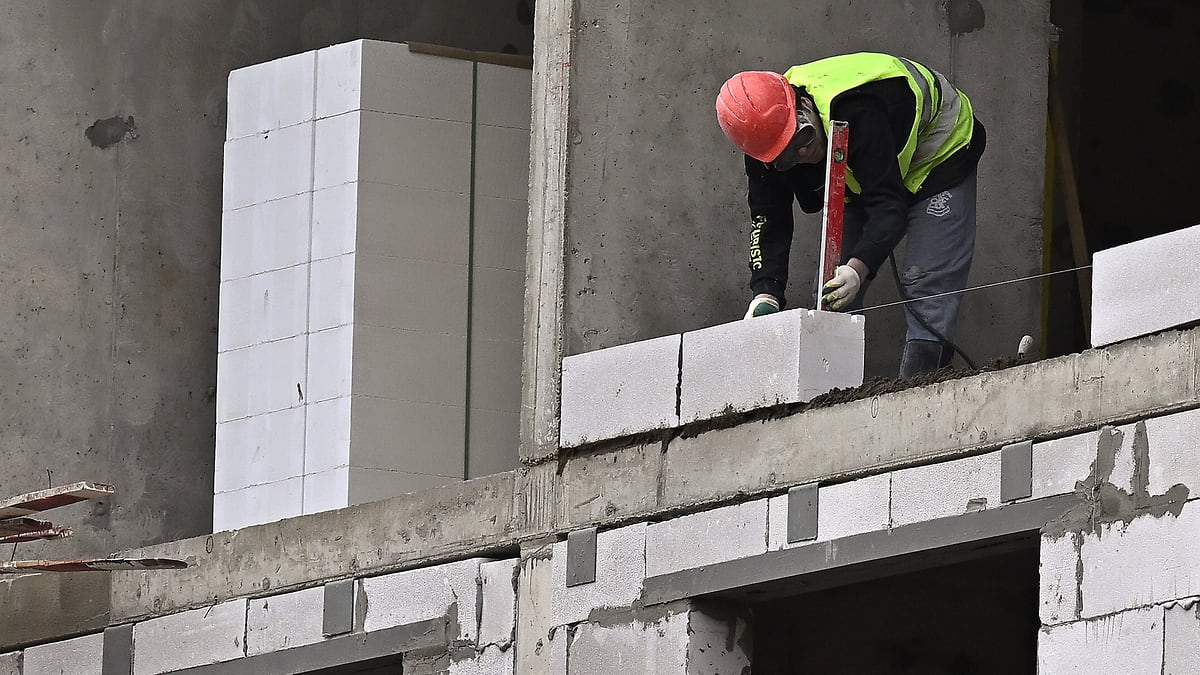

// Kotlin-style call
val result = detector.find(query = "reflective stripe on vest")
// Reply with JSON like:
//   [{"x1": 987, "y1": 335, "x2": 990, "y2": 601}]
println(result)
[{"x1": 782, "y1": 53, "x2": 974, "y2": 194}]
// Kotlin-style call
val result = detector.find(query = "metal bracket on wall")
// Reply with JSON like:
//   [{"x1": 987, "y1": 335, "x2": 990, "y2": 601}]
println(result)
[
  {"x1": 323, "y1": 579, "x2": 356, "y2": 637},
  {"x1": 788, "y1": 483, "x2": 819, "y2": 543},
  {"x1": 1001, "y1": 440, "x2": 1034, "y2": 503},
  {"x1": 565, "y1": 527, "x2": 597, "y2": 587},
  {"x1": 101, "y1": 624, "x2": 134, "y2": 675}
]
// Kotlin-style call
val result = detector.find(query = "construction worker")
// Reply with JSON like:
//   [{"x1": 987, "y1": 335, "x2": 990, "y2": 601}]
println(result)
[{"x1": 715, "y1": 52, "x2": 986, "y2": 378}]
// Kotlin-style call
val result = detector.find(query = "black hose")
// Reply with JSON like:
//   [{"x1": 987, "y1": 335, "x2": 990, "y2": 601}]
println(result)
[{"x1": 888, "y1": 252, "x2": 978, "y2": 370}]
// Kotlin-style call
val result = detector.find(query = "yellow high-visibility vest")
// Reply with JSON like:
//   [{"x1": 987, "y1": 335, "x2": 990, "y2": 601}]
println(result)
[{"x1": 783, "y1": 52, "x2": 975, "y2": 194}]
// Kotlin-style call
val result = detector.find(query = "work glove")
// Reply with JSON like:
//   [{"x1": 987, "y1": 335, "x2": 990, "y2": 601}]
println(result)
[
  {"x1": 821, "y1": 265, "x2": 861, "y2": 311},
  {"x1": 743, "y1": 294, "x2": 780, "y2": 320}
]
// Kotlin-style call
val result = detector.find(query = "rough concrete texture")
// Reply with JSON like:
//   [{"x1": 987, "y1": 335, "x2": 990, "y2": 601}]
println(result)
[
  {"x1": 0, "y1": 653, "x2": 18, "y2": 675},
  {"x1": 1039, "y1": 531, "x2": 1082, "y2": 625},
  {"x1": 0, "y1": 0, "x2": 531, "y2": 562},
  {"x1": 562, "y1": 0, "x2": 1049, "y2": 381},
  {"x1": 1164, "y1": 600, "x2": 1200, "y2": 675},
  {"x1": 767, "y1": 473, "x2": 890, "y2": 550},
  {"x1": 559, "y1": 334, "x2": 681, "y2": 447},
  {"x1": 245, "y1": 586, "x2": 325, "y2": 656},
  {"x1": 450, "y1": 644, "x2": 515, "y2": 675},
  {"x1": 110, "y1": 472, "x2": 514, "y2": 624},
  {"x1": 890, "y1": 450, "x2": 1001, "y2": 526},
  {"x1": 645, "y1": 499, "x2": 766, "y2": 578},
  {"x1": 0, "y1": 572, "x2": 109, "y2": 650},
  {"x1": 1080, "y1": 499, "x2": 1200, "y2": 619},
  {"x1": 679, "y1": 309, "x2": 864, "y2": 424},
  {"x1": 562, "y1": 441, "x2": 661, "y2": 525},
  {"x1": 661, "y1": 328, "x2": 1198, "y2": 508},
  {"x1": 479, "y1": 559, "x2": 519, "y2": 648},
  {"x1": 21, "y1": 632, "x2": 102, "y2": 675},
  {"x1": 361, "y1": 558, "x2": 490, "y2": 641},
  {"x1": 566, "y1": 605, "x2": 749, "y2": 675},
  {"x1": 1038, "y1": 605, "x2": 1164, "y2": 675},
  {"x1": 1092, "y1": 223, "x2": 1200, "y2": 347},
  {"x1": 514, "y1": 550, "x2": 555, "y2": 675},
  {"x1": 132, "y1": 599, "x2": 246, "y2": 675},
  {"x1": 551, "y1": 523, "x2": 647, "y2": 627}
]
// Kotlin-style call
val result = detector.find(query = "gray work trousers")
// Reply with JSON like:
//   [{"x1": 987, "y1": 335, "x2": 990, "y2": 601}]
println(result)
[{"x1": 820, "y1": 170, "x2": 978, "y2": 343}]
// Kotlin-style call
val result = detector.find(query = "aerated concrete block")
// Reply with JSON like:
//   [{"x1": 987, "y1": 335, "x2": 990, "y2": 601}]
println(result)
[
  {"x1": 132, "y1": 600, "x2": 247, "y2": 675},
  {"x1": 567, "y1": 606, "x2": 750, "y2": 675},
  {"x1": 767, "y1": 473, "x2": 890, "y2": 550},
  {"x1": 22, "y1": 632, "x2": 102, "y2": 675},
  {"x1": 246, "y1": 587, "x2": 325, "y2": 656},
  {"x1": 645, "y1": 500, "x2": 767, "y2": 578},
  {"x1": 1038, "y1": 606, "x2": 1163, "y2": 675},
  {"x1": 559, "y1": 335, "x2": 681, "y2": 448},
  {"x1": 1143, "y1": 407, "x2": 1200, "y2": 497},
  {"x1": 361, "y1": 558, "x2": 490, "y2": 641},
  {"x1": 551, "y1": 523, "x2": 646, "y2": 627},
  {"x1": 0, "y1": 652, "x2": 18, "y2": 675},
  {"x1": 1032, "y1": 431, "x2": 1100, "y2": 499},
  {"x1": 679, "y1": 309, "x2": 864, "y2": 424},
  {"x1": 1165, "y1": 601, "x2": 1200, "y2": 675},
  {"x1": 480, "y1": 559, "x2": 519, "y2": 647},
  {"x1": 890, "y1": 451, "x2": 1001, "y2": 527},
  {"x1": 1091, "y1": 223, "x2": 1200, "y2": 347},
  {"x1": 226, "y1": 50, "x2": 316, "y2": 140},
  {"x1": 1040, "y1": 531, "x2": 1082, "y2": 626},
  {"x1": 212, "y1": 476, "x2": 304, "y2": 532},
  {"x1": 315, "y1": 40, "x2": 473, "y2": 121},
  {"x1": 214, "y1": 406, "x2": 306, "y2": 493},
  {"x1": 1080, "y1": 500, "x2": 1200, "y2": 619}
]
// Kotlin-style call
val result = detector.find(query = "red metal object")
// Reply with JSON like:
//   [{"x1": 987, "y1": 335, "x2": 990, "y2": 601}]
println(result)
[
  {"x1": 0, "y1": 481, "x2": 115, "y2": 520},
  {"x1": 0, "y1": 526, "x2": 72, "y2": 545},
  {"x1": 818, "y1": 120, "x2": 850, "y2": 305},
  {"x1": 0, "y1": 558, "x2": 189, "y2": 574}
]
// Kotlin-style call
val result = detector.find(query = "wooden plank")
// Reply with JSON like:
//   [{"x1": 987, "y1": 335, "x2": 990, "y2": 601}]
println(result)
[
  {"x1": 0, "y1": 516, "x2": 57, "y2": 536},
  {"x1": 1047, "y1": 56, "x2": 1092, "y2": 334},
  {"x1": 0, "y1": 525, "x2": 71, "y2": 544},
  {"x1": 0, "y1": 557, "x2": 189, "y2": 574},
  {"x1": 0, "y1": 481, "x2": 115, "y2": 519}
]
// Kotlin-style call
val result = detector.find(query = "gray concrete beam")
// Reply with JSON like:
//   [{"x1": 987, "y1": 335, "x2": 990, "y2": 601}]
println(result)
[
  {"x1": 98, "y1": 328, "x2": 1200, "y2": 635},
  {"x1": 0, "y1": 571, "x2": 109, "y2": 650},
  {"x1": 108, "y1": 472, "x2": 515, "y2": 625}
]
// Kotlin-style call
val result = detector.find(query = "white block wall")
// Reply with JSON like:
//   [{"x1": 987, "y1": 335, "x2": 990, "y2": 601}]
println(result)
[
  {"x1": 680, "y1": 309, "x2": 865, "y2": 423},
  {"x1": 216, "y1": 40, "x2": 530, "y2": 530},
  {"x1": 559, "y1": 335, "x2": 682, "y2": 447},
  {"x1": 560, "y1": 310, "x2": 866, "y2": 447},
  {"x1": 22, "y1": 632, "x2": 102, "y2": 675},
  {"x1": 1091, "y1": 223, "x2": 1200, "y2": 347}
]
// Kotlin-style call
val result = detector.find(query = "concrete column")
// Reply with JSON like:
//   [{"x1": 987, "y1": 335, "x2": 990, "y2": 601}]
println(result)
[{"x1": 514, "y1": 541, "x2": 558, "y2": 675}]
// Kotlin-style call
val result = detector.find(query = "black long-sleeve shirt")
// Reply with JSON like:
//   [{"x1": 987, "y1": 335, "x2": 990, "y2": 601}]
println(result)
[{"x1": 745, "y1": 77, "x2": 986, "y2": 303}]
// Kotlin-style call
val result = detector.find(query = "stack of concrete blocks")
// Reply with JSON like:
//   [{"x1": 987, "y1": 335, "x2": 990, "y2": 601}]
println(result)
[
  {"x1": 215, "y1": 40, "x2": 531, "y2": 531},
  {"x1": 1091, "y1": 222, "x2": 1200, "y2": 347},
  {"x1": 559, "y1": 310, "x2": 865, "y2": 446}
]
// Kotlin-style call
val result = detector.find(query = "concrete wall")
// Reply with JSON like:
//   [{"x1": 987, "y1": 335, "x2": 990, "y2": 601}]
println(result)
[
  {"x1": 561, "y1": 0, "x2": 1050, "y2": 378},
  {"x1": 0, "y1": 2, "x2": 533, "y2": 559}
]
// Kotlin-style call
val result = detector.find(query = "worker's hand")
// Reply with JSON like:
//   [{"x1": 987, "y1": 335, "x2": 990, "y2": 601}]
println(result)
[
  {"x1": 821, "y1": 265, "x2": 861, "y2": 311},
  {"x1": 743, "y1": 293, "x2": 780, "y2": 320}
]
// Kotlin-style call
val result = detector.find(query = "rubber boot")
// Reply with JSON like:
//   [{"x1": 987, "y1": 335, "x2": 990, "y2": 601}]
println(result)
[{"x1": 899, "y1": 339, "x2": 946, "y2": 380}]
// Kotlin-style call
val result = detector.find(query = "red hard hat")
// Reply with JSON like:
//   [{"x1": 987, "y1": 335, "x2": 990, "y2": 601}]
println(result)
[{"x1": 715, "y1": 71, "x2": 797, "y2": 163}]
